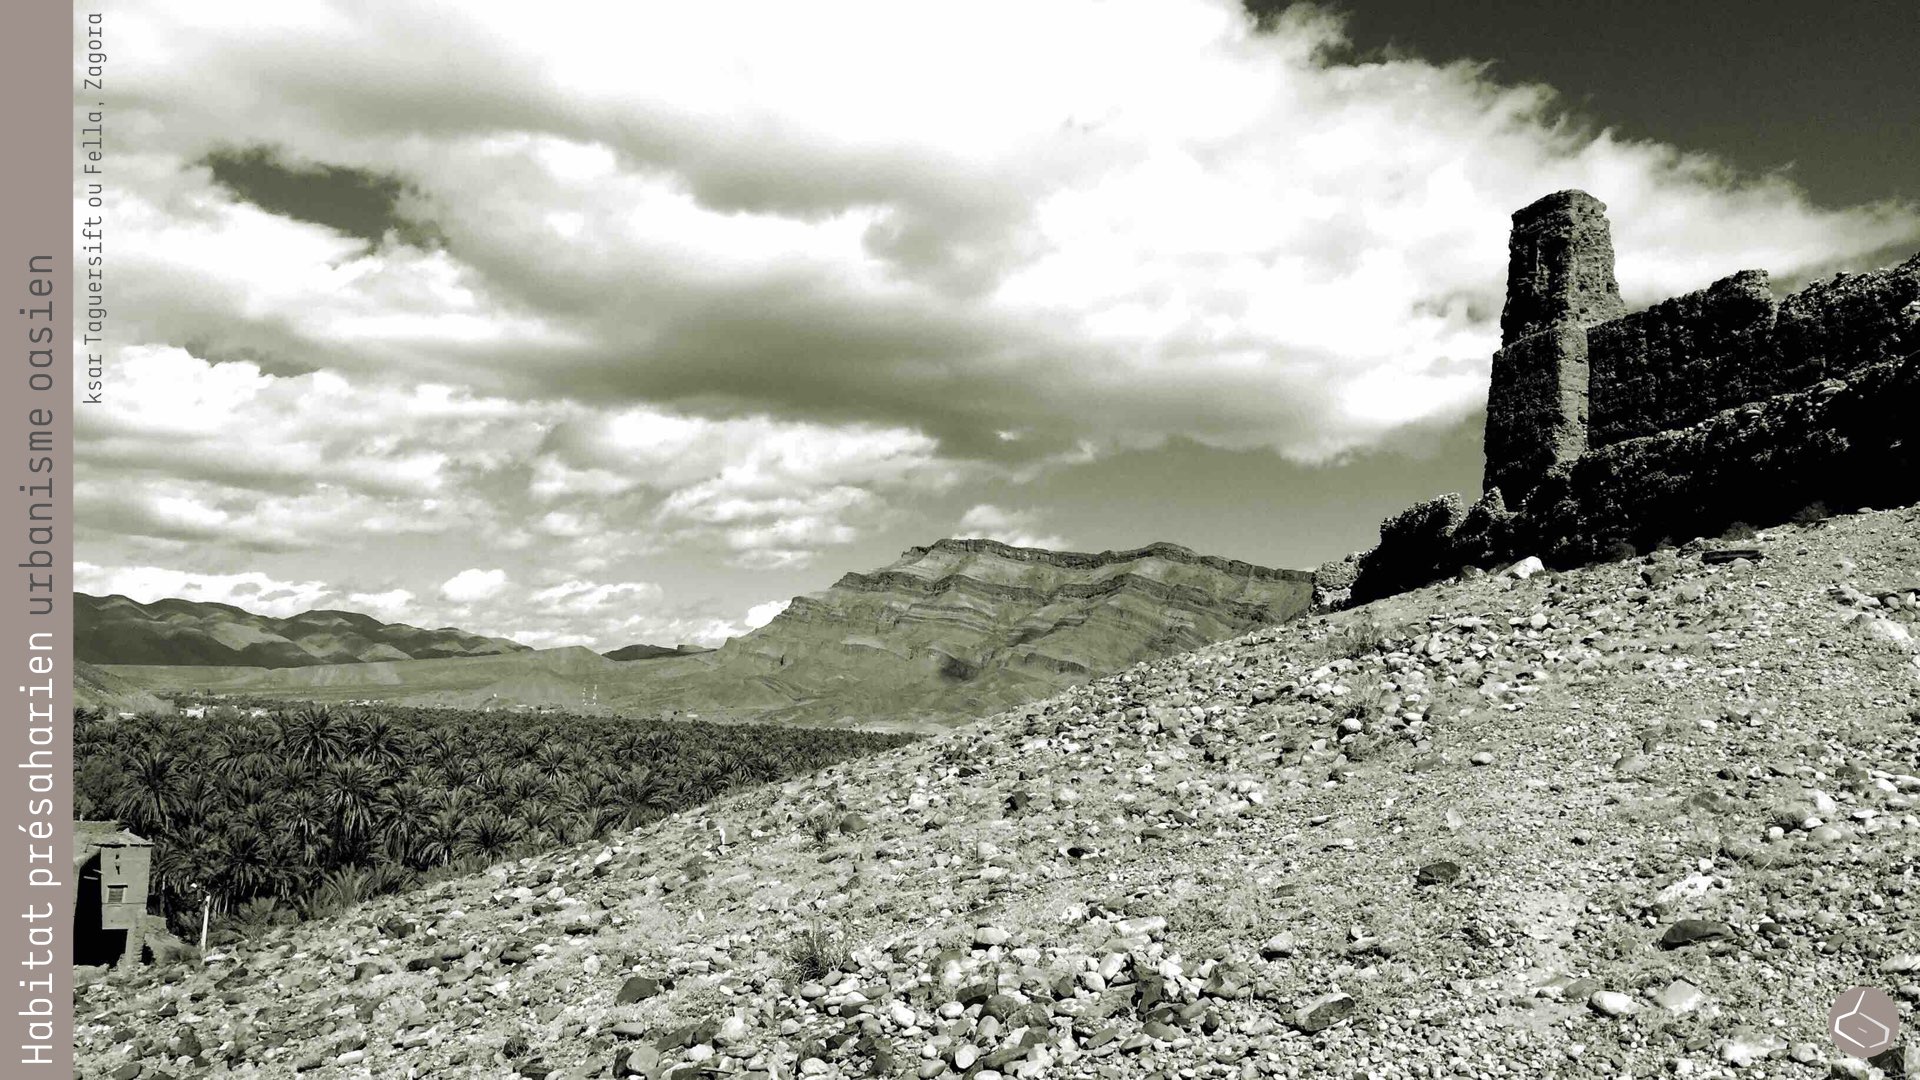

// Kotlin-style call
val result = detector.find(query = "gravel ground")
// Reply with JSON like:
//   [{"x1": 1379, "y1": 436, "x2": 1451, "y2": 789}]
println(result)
[{"x1": 75, "y1": 504, "x2": 1920, "y2": 1080}]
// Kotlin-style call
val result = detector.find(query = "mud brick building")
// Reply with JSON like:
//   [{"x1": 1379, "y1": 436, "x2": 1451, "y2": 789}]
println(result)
[{"x1": 73, "y1": 820, "x2": 153, "y2": 968}]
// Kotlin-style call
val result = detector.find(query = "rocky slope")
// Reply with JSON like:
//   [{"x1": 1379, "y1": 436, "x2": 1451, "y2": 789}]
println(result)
[
  {"x1": 73, "y1": 504, "x2": 1920, "y2": 1078},
  {"x1": 77, "y1": 593, "x2": 529, "y2": 669}
]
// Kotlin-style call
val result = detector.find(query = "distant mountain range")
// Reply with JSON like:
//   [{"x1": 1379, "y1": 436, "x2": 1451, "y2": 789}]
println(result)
[
  {"x1": 95, "y1": 538, "x2": 1313, "y2": 730},
  {"x1": 603, "y1": 643, "x2": 713, "y2": 662},
  {"x1": 76, "y1": 593, "x2": 532, "y2": 668}
]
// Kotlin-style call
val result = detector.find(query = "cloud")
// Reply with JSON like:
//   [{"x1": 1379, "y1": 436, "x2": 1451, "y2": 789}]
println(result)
[
  {"x1": 433, "y1": 579, "x2": 744, "y2": 650},
  {"x1": 76, "y1": 550, "x2": 748, "y2": 650},
  {"x1": 528, "y1": 579, "x2": 663, "y2": 614},
  {"x1": 95, "y1": 0, "x2": 1920, "y2": 470},
  {"x1": 345, "y1": 588, "x2": 414, "y2": 618},
  {"x1": 75, "y1": 562, "x2": 335, "y2": 618},
  {"x1": 439, "y1": 568, "x2": 508, "y2": 603},
  {"x1": 743, "y1": 599, "x2": 791, "y2": 630},
  {"x1": 76, "y1": 346, "x2": 547, "y2": 550},
  {"x1": 202, "y1": 144, "x2": 440, "y2": 247},
  {"x1": 77, "y1": 347, "x2": 952, "y2": 573},
  {"x1": 957, "y1": 505, "x2": 1073, "y2": 551},
  {"x1": 537, "y1": 407, "x2": 965, "y2": 567}
]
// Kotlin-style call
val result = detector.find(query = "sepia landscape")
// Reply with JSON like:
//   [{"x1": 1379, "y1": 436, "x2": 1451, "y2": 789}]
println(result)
[{"x1": 70, "y1": 2, "x2": 1919, "y2": 1079}]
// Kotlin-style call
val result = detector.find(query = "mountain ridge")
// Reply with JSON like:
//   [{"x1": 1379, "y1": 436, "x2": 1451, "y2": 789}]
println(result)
[
  {"x1": 76, "y1": 592, "x2": 531, "y2": 669},
  {"x1": 893, "y1": 537, "x2": 1312, "y2": 581}
]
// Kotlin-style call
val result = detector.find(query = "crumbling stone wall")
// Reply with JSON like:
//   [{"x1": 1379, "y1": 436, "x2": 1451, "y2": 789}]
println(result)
[
  {"x1": 1484, "y1": 324, "x2": 1594, "y2": 505},
  {"x1": 1483, "y1": 195, "x2": 1919, "y2": 480},
  {"x1": 1588, "y1": 270, "x2": 1779, "y2": 443},
  {"x1": 1350, "y1": 494, "x2": 1466, "y2": 603},
  {"x1": 1522, "y1": 356, "x2": 1919, "y2": 565},
  {"x1": 1499, "y1": 190, "x2": 1627, "y2": 342},
  {"x1": 1772, "y1": 255, "x2": 1920, "y2": 386},
  {"x1": 1336, "y1": 192, "x2": 1920, "y2": 606},
  {"x1": 1348, "y1": 353, "x2": 1919, "y2": 603},
  {"x1": 1311, "y1": 551, "x2": 1362, "y2": 612}
]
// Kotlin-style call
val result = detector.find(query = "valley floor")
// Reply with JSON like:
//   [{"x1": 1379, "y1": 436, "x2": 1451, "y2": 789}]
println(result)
[{"x1": 75, "y1": 505, "x2": 1920, "y2": 1080}]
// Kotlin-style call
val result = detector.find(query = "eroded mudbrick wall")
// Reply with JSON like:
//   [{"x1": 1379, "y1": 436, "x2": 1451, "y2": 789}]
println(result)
[
  {"x1": 1482, "y1": 191, "x2": 1625, "y2": 502},
  {"x1": 1344, "y1": 192, "x2": 1920, "y2": 604},
  {"x1": 1587, "y1": 269, "x2": 1778, "y2": 444},
  {"x1": 1772, "y1": 259, "x2": 1920, "y2": 386},
  {"x1": 1484, "y1": 191, "x2": 1920, "y2": 502}
]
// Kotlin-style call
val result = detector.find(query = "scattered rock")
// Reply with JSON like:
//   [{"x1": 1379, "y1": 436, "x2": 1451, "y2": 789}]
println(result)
[
  {"x1": 1654, "y1": 979, "x2": 1707, "y2": 1014},
  {"x1": 1588, "y1": 990, "x2": 1639, "y2": 1018},
  {"x1": 1659, "y1": 919, "x2": 1734, "y2": 949},
  {"x1": 615, "y1": 975, "x2": 665, "y2": 1005},
  {"x1": 1292, "y1": 992, "x2": 1355, "y2": 1033}
]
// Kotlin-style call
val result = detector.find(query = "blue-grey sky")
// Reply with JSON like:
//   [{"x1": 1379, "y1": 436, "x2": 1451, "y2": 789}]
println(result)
[{"x1": 74, "y1": 1, "x2": 1920, "y2": 650}]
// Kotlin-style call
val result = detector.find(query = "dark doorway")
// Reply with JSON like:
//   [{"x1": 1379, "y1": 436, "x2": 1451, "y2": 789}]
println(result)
[{"x1": 72, "y1": 856, "x2": 129, "y2": 967}]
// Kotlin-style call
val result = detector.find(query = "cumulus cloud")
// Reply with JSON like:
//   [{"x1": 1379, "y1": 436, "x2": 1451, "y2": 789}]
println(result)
[
  {"x1": 396, "y1": 573, "x2": 734, "y2": 651},
  {"x1": 957, "y1": 505, "x2": 1073, "y2": 551},
  {"x1": 536, "y1": 407, "x2": 963, "y2": 567},
  {"x1": 73, "y1": 553, "x2": 747, "y2": 651},
  {"x1": 75, "y1": 562, "x2": 335, "y2": 618},
  {"x1": 77, "y1": 346, "x2": 952, "y2": 574},
  {"x1": 451, "y1": 585, "x2": 748, "y2": 651},
  {"x1": 439, "y1": 568, "x2": 509, "y2": 603},
  {"x1": 345, "y1": 588, "x2": 414, "y2": 618},
  {"x1": 744, "y1": 599, "x2": 792, "y2": 630},
  {"x1": 528, "y1": 579, "x2": 663, "y2": 614},
  {"x1": 75, "y1": 346, "x2": 546, "y2": 553}
]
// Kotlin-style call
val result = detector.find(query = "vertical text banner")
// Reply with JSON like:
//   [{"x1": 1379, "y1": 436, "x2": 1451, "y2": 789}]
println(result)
[{"x1": 2, "y1": 0, "x2": 74, "y2": 1072}]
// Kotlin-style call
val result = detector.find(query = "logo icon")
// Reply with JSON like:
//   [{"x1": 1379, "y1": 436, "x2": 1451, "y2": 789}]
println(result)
[{"x1": 1828, "y1": 986, "x2": 1900, "y2": 1057}]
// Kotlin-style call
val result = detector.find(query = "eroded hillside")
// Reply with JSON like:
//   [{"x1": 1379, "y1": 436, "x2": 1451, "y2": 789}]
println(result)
[{"x1": 75, "y1": 505, "x2": 1920, "y2": 1079}]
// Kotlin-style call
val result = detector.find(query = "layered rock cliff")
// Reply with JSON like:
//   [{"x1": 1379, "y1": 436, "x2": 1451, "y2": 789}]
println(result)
[{"x1": 602, "y1": 538, "x2": 1312, "y2": 728}]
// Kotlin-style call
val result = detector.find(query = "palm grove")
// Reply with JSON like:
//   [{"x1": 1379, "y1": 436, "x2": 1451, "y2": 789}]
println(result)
[{"x1": 74, "y1": 704, "x2": 916, "y2": 950}]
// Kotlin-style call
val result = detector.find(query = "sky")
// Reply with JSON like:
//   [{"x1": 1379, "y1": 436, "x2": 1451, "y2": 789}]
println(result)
[{"x1": 74, "y1": 0, "x2": 1920, "y2": 651}]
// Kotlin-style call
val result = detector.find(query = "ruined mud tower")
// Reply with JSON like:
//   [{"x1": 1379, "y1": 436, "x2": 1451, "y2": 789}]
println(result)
[
  {"x1": 1480, "y1": 188, "x2": 1898, "y2": 513},
  {"x1": 1482, "y1": 191, "x2": 1625, "y2": 502},
  {"x1": 1334, "y1": 188, "x2": 1918, "y2": 604}
]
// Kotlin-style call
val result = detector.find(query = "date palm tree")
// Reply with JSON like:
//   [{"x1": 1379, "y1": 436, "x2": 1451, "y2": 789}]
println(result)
[
  {"x1": 531, "y1": 741, "x2": 573, "y2": 781},
  {"x1": 352, "y1": 713, "x2": 411, "y2": 776},
  {"x1": 74, "y1": 696, "x2": 919, "y2": 935},
  {"x1": 276, "y1": 789, "x2": 331, "y2": 867},
  {"x1": 455, "y1": 810, "x2": 523, "y2": 864},
  {"x1": 110, "y1": 746, "x2": 180, "y2": 835},
  {"x1": 212, "y1": 826, "x2": 277, "y2": 901},
  {"x1": 320, "y1": 757, "x2": 384, "y2": 855},
  {"x1": 376, "y1": 780, "x2": 433, "y2": 867},
  {"x1": 286, "y1": 706, "x2": 348, "y2": 769}
]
